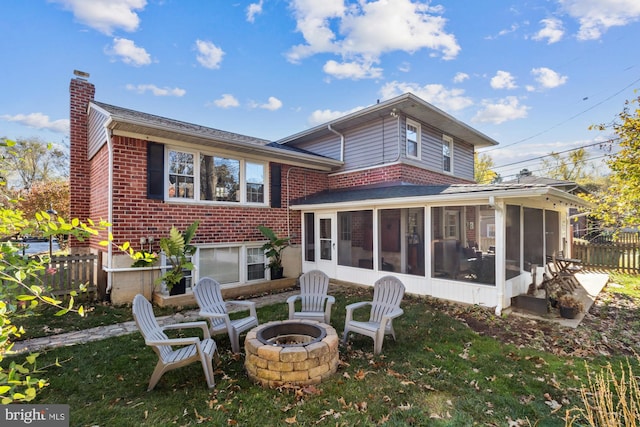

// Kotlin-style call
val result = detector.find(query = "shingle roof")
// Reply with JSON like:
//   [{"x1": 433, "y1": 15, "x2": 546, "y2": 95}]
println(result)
[
  {"x1": 93, "y1": 101, "x2": 272, "y2": 146},
  {"x1": 291, "y1": 182, "x2": 557, "y2": 206}
]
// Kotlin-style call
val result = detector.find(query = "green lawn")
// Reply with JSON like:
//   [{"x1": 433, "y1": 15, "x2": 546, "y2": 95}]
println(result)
[{"x1": 18, "y1": 277, "x2": 639, "y2": 427}]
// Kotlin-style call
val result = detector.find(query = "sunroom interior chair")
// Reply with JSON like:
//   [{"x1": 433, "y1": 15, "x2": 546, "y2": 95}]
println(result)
[
  {"x1": 193, "y1": 277, "x2": 259, "y2": 353},
  {"x1": 342, "y1": 276, "x2": 405, "y2": 355},
  {"x1": 132, "y1": 294, "x2": 217, "y2": 391},
  {"x1": 287, "y1": 270, "x2": 335, "y2": 323}
]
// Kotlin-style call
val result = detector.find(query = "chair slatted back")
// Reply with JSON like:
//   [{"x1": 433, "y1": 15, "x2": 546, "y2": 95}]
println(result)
[
  {"x1": 132, "y1": 294, "x2": 172, "y2": 361},
  {"x1": 369, "y1": 276, "x2": 405, "y2": 323},
  {"x1": 193, "y1": 277, "x2": 227, "y2": 328},
  {"x1": 299, "y1": 270, "x2": 330, "y2": 312}
]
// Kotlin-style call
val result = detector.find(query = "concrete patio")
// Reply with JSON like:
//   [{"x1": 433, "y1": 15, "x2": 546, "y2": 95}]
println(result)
[{"x1": 507, "y1": 272, "x2": 610, "y2": 328}]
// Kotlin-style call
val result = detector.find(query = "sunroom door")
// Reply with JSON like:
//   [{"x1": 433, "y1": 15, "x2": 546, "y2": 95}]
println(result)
[{"x1": 317, "y1": 214, "x2": 336, "y2": 277}]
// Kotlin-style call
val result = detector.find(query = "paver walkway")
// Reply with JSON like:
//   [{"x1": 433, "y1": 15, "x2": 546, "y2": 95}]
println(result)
[{"x1": 12, "y1": 289, "x2": 301, "y2": 355}]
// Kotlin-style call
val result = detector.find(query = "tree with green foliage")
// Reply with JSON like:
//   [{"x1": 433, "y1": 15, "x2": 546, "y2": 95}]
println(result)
[
  {"x1": 582, "y1": 94, "x2": 640, "y2": 228},
  {"x1": 0, "y1": 137, "x2": 67, "y2": 191},
  {"x1": 474, "y1": 153, "x2": 499, "y2": 184},
  {"x1": 540, "y1": 147, "x2": 593, "y2": 182},
  {"x1": 0, "y1": 138, "x2": 155, "y2": 403}
]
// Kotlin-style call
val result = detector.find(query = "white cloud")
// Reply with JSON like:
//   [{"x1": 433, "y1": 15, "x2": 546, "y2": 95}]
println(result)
[
  {"x1": 247, "y1": 0, "x2": 264, "y2": 23},
  {"x1": 287, "y1": 0, "x2": 460, "y2": 80},
  {"x1": 380, "y1": 81, "x2": 473, "y2": 112},
  {"x1": 307, "y1": 106, "x2": 365, "y2": 126},
  {"x1": 195, "y1": 39, "x2": 225, "y2": 69},
  {"x1": 490, "y1": 70, "x2": 517, "y2": 90},
  {"x1": 125, "y1": 84, "x2": 185, "y2": 96},
  {"x1": 51, "y1": 0, "x2": 146, "y2": 35},
  {"x1": 1, "y1": 113, "x2": 69, "y2": 134},
  {"x1": 106, "y1": 38, "x2": 152, "y2": 66},
  {"x1": 453, "y1": 72, "x2": 469, "y2": 83},
  {"x1": 323, "y1": 60, "x2": 383, "y2": 79},
  {"x1": 531, "y1": 67, "x2": 568, "y2": 89},
  {"x1": 560, "y1": 0, "x2": 640, "y2": 40},
  {"x1": 532, "y1": 18, "x2": 564, "y2": 44},
  {"x1": 213, "y1": 94, "x2": 240, "y2": 108},
  {"x1": 250, "y1": 97, "x2": 283, "y2": 111},
  {"x1": 472, "y1": 96, "x2": 529, "y2": 124}
]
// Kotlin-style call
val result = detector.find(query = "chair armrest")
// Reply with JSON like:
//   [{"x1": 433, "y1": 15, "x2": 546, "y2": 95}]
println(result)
[
  {"x1": 146, "y1": 336, "x2": 200, "y2": 346},
  {"x1": 325, "y1": 296, "x2": 336, "y2": 304},
  {"x1": 344, "y1": 301, "x2": 372, "y2": 322},
  {"x1": 286, "y1": 295, "x2": 302, "y2": 304},
  {"x1": 228, "y1": 300, "x2": 258, "y2": 318},
  {"x1": 199, "y1": 310, "x2": 230, "y2": 320},
  {"x1": 162, "y1": 321, "x2": 211, "y2": 339},
  {"x1": 383, "y1": 308, "x2": 404, "y2": 321}
]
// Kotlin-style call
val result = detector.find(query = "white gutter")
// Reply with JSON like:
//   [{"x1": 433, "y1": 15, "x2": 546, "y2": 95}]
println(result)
[
  {"x1": 104, "y1": 120, "x2": 115, "y2": 294},
  {"x1": 327, "y1": 124, "x2": 344, "y2": 162}
]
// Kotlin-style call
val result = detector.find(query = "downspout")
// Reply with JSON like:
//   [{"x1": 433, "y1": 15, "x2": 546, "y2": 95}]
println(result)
[
  {"x1": 327, "y1": 124, "x2": 344, "y2": 162},
  {"x1": 104, "y1": 120, "x2": 115, "y2": 294},
  {"x1": 390, "y1": 108, "x2": 401, "y2": 162}
]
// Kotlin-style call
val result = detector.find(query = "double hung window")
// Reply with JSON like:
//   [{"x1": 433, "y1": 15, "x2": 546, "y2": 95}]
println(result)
[
  {"x1": 443, "y1": 134, "x2": 453, "y2": 173},
  {"x1": 406, "y1": 120, "x2": 420, "y2": 159}
]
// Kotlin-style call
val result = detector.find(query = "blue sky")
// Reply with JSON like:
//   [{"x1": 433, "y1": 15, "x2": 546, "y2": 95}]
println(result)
[{"x1": 1, "y1": 0, "x2": 639, "y2": 181}]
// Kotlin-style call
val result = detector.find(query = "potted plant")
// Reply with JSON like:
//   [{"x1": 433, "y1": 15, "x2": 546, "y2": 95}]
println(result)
[
  {"x1": 258, "y1": 225, "x2": 290, "y2": 280},
  {"x1": 156, "y1": 221, "x2": 199, "y2": 295},
  {"x1": 547, "y1": 284, "x2": 568, "y2": 308},
  {"x1": 558, "y1": 294, "x2": 583, "y2": 319}
]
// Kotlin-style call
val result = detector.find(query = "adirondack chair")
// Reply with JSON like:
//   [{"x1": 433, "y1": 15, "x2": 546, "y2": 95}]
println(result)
[
  {"x1": 193, "y1": 277, "x2": 259, "y2": 353},
  {"x1": 287, "y1": 270, "x2": 335, "y2": 323},
  {"x1": 132, "y1": 294, "x2": 217, "y2": 391},
  {"x1": 342, "y1": 276, "x2": 405, "y2": 355}
]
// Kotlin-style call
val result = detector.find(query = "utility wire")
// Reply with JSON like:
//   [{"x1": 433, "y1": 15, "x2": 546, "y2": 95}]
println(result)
[
  {"x1": 481, "y1": 75, "x2": 640, "y2": 153},
  {"x1": 491, "y1": 138, "x2": 618, "y2": 171}
]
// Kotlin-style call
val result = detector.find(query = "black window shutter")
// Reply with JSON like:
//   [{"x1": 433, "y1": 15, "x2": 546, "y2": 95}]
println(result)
[
  {"x1": 270, "y1": 164, "x2": 281, "y2": 208},
  {"x1": 147, "y1": 142, "x2": 164, "y2": 199}
]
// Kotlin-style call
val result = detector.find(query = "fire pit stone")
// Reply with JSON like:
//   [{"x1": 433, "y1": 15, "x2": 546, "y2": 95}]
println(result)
[{"x1": 245, "y1": 319, "x2": 339, "y2": 387}]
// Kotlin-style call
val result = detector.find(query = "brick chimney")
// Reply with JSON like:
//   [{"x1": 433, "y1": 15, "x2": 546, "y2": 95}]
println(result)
[{"x1": 69, "y1": 71, "x2": 95, "y2": 250}]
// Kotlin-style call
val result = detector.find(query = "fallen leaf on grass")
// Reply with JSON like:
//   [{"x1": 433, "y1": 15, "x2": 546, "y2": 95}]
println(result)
[
  {"x1": 284, "y1": 415, "x2": 297, "y2": 424},
  {"x1": 354, "y1": 369, "x2": 375, "y2": 380}
]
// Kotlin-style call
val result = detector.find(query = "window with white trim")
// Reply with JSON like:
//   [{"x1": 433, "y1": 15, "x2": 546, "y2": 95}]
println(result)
[
  {"x1": 167, "y1": 148, "x2": 266, "y2": 204},
  {"x1": 443, "y1": 134, "x2": 453, "y2": 172},
  {"x1": 168, "y1": 151, "x2": 195, "y2": 198},
  {"x1": 406, "y1": 120, "x2": 420, "y2": 159},
  {"x1": 246, "y1": 247, "x2": 266, "y2": 281}
]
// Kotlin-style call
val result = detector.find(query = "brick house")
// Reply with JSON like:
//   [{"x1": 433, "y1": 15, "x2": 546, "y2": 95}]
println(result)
[{"x1": 69, "y1": 74, "x2": 588, "y2": 312}]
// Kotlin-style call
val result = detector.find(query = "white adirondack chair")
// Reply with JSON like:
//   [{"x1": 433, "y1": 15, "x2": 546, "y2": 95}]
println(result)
[
  {"x1": 193, "y1": 277, "x2": 259, "y2": 354},
  {"x1": 287, "y1": 270, "x2": 335, "y2": 323},
  {"x1": 132, "y1": 294, "x2": 217, "y2": 391},
  {"x1": 342, "y1": 276, "x2": 405, "y2": 355}
]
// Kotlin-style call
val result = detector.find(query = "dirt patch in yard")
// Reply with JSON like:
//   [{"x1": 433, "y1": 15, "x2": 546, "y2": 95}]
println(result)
[{"x1": 432, "y1": 286, "x2": 640, "y2": 358}]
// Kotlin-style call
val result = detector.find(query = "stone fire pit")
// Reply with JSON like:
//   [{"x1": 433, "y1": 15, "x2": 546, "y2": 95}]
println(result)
[{"x1": 244, "y1": 320, "x2": 339, "y2": 388}]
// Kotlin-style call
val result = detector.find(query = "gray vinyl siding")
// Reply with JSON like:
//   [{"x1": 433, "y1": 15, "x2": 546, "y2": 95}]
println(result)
[
  {"x1": 294, "y1": 133, "x2": 342, "y2": 160},
  {"x1": 344, "y1": 117, "x2": 399, "y2": 169},
  {"x1": 293, "y1": 114, "x2": 475, "y2": 179},
  {"x1": 294, "y1": 116, "x2": 400, "y2": 169},
  {"x1": 87, "y1": 107, "x2": 110, "y2": 160},
  {"x1": 453, "y1": 141, "x2": 474, "y2": 181}
]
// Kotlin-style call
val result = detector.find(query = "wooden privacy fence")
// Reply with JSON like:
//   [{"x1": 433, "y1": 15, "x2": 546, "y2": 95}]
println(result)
[
  {"x1": 572, "y1": 240, "x2": 640, "y2": 274},
  {"x1": 39, "y1": 253, "x2": 98, "y2": 298}
]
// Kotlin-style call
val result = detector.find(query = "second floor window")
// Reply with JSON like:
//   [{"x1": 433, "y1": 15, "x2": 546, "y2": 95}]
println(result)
[
  {"x1": 168, "y1": 148, "x2": 265, "y2": 204},
  {"x1": 406, "y1": 120, "x2": 420, "y2": 159},
  {"x1": 443, "y1": 134, "x2": 453, "y2": 173}
]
